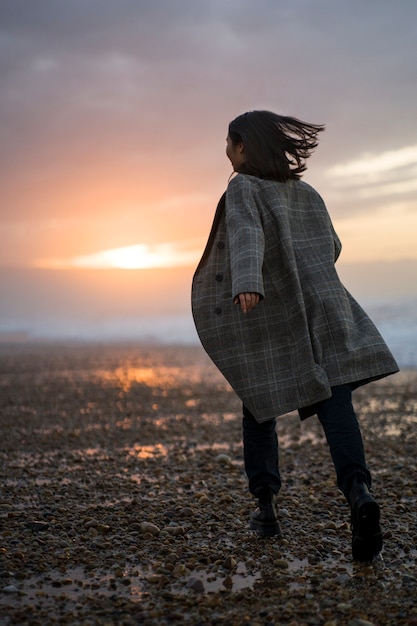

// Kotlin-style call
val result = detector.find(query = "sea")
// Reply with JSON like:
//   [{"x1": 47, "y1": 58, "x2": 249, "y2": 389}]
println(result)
[{"x1": 1, "y1": 297, "x2": 416, "y2": 369}]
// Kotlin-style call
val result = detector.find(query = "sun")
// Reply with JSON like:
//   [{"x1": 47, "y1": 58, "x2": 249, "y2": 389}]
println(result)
[
  {"x1": 71, "y1": 244, "x2": 159, "y2": 269},
  {"x1": 34, "y1": 240, "x2": 204, "y2": 270},
  {"x1": 70, "y1": 244, "x2": 183, "y2": 269},
  {"x1": 111, "y1": 245, "x2": 156, "y2": 269}
]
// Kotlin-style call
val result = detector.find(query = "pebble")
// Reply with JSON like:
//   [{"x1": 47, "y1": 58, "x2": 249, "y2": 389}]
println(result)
[
  {"x1": 177, "y1": 506, "x2": 194, "y2": 517},
  {"x1": 147, "y1": 574, "x2": 162, "y2": 584},
  {"x1": 334, "y1": 572, "x2": 350, "y2": 584},
  {"x1": 223, "y1": 556, "x2": 237, "y2": 570},
  {"x1": 140, "y1": 522, "x2": 161, "y2": 536},
  {"x1": 24, "y1": 521, "x2": 49, "y2": 532},
  {"x1": 84, "y1": 519, "x2": 98, "y2": 529},
  {"x1": 173, "y1": 564, "x2": 190, "y2": 577},
  {"x1": 222, "y1": 575, "x2": 233, "y2": 589},
  {"x1": 163, "y1": 525, "x2": 185, "y2": 536},
  {"x1": 186, "y1": 576, "x2": 205, "y2": 592},
  {"x1": 216, "y1": 453, "x2": 232, "y2": 465}
]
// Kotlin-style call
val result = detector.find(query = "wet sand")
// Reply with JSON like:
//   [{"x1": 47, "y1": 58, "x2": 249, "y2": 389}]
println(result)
[{"x1": 0, "y1": 342, "x2": 416, "y2": 625}]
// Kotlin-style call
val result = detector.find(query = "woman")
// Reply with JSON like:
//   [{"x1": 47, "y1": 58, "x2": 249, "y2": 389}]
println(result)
[{"x1": 191, "y1": 110, "x2": 399, "y2": 562}]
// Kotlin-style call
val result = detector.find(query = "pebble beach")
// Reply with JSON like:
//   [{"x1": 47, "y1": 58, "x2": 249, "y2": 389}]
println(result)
[{"x1": 0, "y1": 342, "x2": 416, "y2": 626}]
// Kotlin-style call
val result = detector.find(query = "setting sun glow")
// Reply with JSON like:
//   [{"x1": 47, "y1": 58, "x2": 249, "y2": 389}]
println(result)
[
  {"x1": 73, "y1": 244, "x2": 163, "y2": 270},
  {"x1": 35, "y1": 240, "x2": 204, "y2": 270}
]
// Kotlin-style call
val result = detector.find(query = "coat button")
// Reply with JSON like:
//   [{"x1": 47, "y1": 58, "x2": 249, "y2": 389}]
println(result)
[
  {"x1": 215, "y1": 273, "x2": 223, "y2": 282},
  {"x1": 214, "y1": 307, "x2": 222, "y2": 315},
  {"x1": 216, "y1": 241, "x2": 225, "y2": 249}
]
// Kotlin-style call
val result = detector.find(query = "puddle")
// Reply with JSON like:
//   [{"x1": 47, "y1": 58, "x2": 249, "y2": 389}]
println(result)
[
  {"x1": 173, "y1": 561, "x2": 261, "y2": 594},
  {"x1": 1, "y1": 560, "x2": 261, "y2": 608},
  {"x1": 0, "y1": 566, "x2": 147, "y2": 607},
  {"x1": 3, "y1": 547, "x2": 413, "y2": 610}
]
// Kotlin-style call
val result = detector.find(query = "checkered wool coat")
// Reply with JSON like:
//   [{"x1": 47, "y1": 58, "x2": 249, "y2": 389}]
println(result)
[{"x1": 191, "y1": 174, "x2": 399, "y2": 422}]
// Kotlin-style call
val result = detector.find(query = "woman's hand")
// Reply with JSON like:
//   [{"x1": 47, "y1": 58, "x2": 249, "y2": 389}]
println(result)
[{"x1": 234, "y1": 292, "x2": 260, "y2": 313}]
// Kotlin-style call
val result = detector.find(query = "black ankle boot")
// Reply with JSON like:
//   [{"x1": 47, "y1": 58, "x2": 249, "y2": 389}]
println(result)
[
  {"x1": 349, "y1": 474, "x2": 383, "y2": 562},
  {"x1": 250, "y1": 486, "x2": 281, "y2": 537}
]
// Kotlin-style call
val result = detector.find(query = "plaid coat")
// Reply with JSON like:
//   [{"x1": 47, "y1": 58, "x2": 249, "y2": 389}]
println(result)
[{"x1": 191, "y1": 174, "x2": 399, "y2": 422}]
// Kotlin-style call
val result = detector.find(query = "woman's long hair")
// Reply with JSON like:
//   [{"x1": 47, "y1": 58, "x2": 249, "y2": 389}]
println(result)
[{"x1": 228, "y1": 110, "x2": 324, "y2": 181}]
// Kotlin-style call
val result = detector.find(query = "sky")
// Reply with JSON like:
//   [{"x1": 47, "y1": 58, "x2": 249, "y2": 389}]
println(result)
[{"x1": 1, "y1": 0, "x2": 417, "y2": 345}]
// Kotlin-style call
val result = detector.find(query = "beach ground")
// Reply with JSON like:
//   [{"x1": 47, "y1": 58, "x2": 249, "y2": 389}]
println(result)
[{"x1": 0, "y1": 343, "x2": 416, "y2": 625}]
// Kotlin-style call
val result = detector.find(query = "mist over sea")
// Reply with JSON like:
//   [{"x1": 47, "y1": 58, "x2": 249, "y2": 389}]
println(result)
[
  {"x1": 1, "y1": 263, "x2": 416, "y2": 366},
  {"x1": 1, "y1": 298, "x2": 416, "y2": 369}
]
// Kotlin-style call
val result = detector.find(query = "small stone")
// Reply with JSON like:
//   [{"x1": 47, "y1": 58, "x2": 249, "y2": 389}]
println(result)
[
  {"x1": 173, "y1": 564, "x2": 188, "y2": 577},
  {"x1": 25, "y1": 521, "x2": 49, "y2": 532},
  {"x1": 222, "y1": 575, "x2": 233, "y2": 589},
  {"x1": 219, "y1": 494, "x2": 234, "y2": 503},
  {"x1": 2, "y1": 585, "x2": 19, "y2": 593},
  {"x1": 279, "y1": 508, "x2": 291, "y2": 517},
  {"x1": 223, "y1": 556, "x2": 237, "y2": 570},
  {"x1": 178, "y1": 506, "x2": 194, "y2": 517},
  {"x1": 97, "y1": 523, "x2": 111, "y2": 534},
  {"x1": 335, "y1": 573, "x2": 350, "y2": 584},
  {"x1": 84, "y1": 519, "x2": 98, "y2": 529},
  {"x1": 164, "y1": 525, "x2": 185, "y2": 536},
  {"x1": 402, "y1": 574, "x2": 416, "y2": 585},
  {"x1": 216, "y1": 453, "x2": 232, "y2": 465},
  {"x1": 147, "y1": 574, "x2": 161, "y2": 584},
  {"x1": 140, "y1": 522, "x2": 160, "y2": 536},
  {"x1": 11, "y1": 551, "x2": 25, "y2": 560},
  {"x1": 186, "y1": 576, "x2": 204, "y2": 592}
]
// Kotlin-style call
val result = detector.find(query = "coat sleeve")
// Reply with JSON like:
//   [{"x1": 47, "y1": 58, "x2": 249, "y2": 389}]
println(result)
[{"x1": 225, "y1": 175, "x2": 265, "y2": 300}]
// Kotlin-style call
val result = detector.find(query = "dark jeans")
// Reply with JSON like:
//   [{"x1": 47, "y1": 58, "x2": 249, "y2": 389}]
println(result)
[{"x1": 242, "y1": 384, "x2": 371, "y2": 499}]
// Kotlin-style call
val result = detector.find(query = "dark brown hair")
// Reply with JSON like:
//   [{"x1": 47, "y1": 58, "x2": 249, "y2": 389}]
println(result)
[{"x1": 228, "y1": 110, "x2": 325, "y2": 181}]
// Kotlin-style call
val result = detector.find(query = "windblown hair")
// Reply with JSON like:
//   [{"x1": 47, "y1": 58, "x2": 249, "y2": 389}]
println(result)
[{"x1": 228, "y1": 110, "x2": 325, "y2": 181}]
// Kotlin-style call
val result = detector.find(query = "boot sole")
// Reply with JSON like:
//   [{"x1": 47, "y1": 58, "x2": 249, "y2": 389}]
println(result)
[
  {"x1": 351, "y1": 497, "x2": 383, "y2": 562},
  {"x1": 250, "y1": 518, "x2": 282, "y2": 537}
]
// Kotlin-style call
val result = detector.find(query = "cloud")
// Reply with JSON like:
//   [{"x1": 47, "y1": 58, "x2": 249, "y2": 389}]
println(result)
[
  {"x1": 326, "y1": 145, "x2": 417, "y2": 199},
  {"x1": 1, "y1": 0, "x2": 417, "y2": 266},
  {"x1": 328, "y1": 145, "x2": 417, "y2": 179}
]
